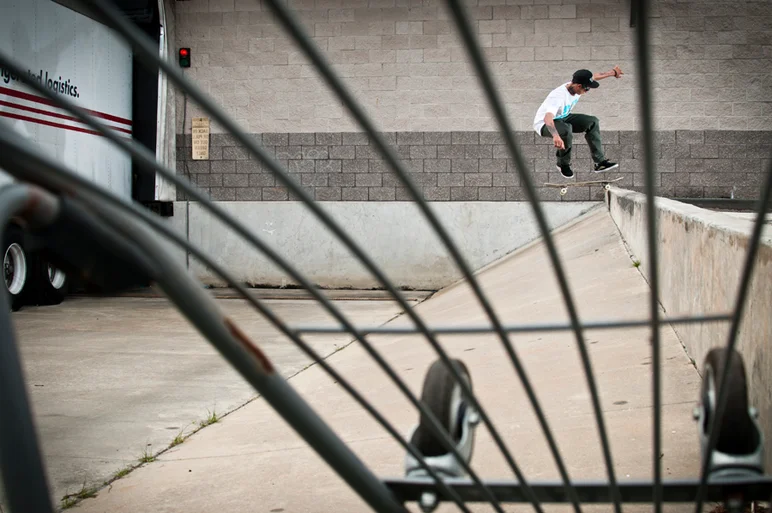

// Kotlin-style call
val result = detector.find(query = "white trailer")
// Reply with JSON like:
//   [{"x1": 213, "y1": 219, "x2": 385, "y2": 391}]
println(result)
[{"x1": 1, "y1": 0, "x2": 172, "y2": 310}]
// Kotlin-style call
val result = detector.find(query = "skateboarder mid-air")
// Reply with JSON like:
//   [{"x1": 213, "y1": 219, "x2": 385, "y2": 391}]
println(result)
[{"x1": 534, "y1": 67, "x2": 624, "y2": 179}]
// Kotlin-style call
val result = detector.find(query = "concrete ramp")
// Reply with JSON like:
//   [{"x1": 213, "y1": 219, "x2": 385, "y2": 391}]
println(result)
[{"x1": 76, "y1": 207, "x2": 704, "y2": 513}]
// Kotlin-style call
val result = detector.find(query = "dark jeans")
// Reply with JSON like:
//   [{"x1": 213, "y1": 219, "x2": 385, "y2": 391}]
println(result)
[{"x1": 540, "y1": 113, "x2": 606, "y2": 166}]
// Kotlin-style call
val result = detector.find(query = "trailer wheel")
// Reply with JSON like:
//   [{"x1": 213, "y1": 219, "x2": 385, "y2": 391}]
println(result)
[
  {"x1": 27, "y1": 253, "x2": 68, "y2": 306},
  {"x1": 3, "y1": 225, "x2": 28, "y2": 311},
  {"x1": 410, "y1": 359, "x2": 472, "y2": 457}
]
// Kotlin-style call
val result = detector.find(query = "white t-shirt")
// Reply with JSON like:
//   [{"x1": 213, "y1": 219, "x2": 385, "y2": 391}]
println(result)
[{"x1": 533, "y1": 83, "x2": 581, "y2": 134}]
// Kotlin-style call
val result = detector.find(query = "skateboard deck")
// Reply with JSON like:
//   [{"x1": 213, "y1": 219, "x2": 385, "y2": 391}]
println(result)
[{"x1": 544, "y1": 176, "x2": 623, "y2": 196}]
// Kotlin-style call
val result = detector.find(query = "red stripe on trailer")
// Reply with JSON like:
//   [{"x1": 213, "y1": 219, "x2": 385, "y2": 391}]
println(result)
[
  {"x1": 0, "y1": 111, "x2": 132, "y2": 136},
  {"x1": 0, "y1": 86, "x2": 132, "y2": 127}
]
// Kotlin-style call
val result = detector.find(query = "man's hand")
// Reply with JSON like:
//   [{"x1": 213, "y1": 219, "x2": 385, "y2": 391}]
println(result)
[
  {"x1": 544, "y1": 113, "x2": 565, "y2": 149},
  {"x1": 594, "y1": 66, "x2": 624, "y2": 81}
]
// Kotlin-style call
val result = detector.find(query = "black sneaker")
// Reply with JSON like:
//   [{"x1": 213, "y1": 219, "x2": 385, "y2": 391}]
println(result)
[
  {"x1": 594, "y1": 160, "x2": 619, "y2": 172},
  {"x1": 556, "y1": 163, "x2": 574, "y2": 178}
]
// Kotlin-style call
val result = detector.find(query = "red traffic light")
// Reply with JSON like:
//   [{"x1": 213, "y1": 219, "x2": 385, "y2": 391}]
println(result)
[{"x1": 179, "y1": 48, "x2": 191, "y2": 67}]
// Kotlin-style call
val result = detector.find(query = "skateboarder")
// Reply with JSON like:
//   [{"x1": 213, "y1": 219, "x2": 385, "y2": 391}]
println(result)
[{"x1": 534, "y1": 67, "x2": 624, "y2": 178}]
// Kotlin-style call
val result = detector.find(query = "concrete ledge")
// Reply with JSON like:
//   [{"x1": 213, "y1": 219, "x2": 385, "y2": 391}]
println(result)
[{"x1": 606, "y1": 187, "x2": 772, "y2": 468}]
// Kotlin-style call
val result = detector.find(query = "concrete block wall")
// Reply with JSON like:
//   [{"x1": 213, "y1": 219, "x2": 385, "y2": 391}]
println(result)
[
  {"x1": 175, "y1": 0, "x2": 772, "y2": 133},
  {"x1": 177, "y1": 129, "x2": 771, "y2": 201},
  {"x1": 173, "y1": 0, "x2": 771, "y2": 200}
]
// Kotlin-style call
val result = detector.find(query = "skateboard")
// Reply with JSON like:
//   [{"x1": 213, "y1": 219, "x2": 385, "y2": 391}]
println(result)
[{"x1": 544, "y1": 176, "x2": 624, "y2": 196}]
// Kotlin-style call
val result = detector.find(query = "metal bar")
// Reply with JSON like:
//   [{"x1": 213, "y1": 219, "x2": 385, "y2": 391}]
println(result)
[
  {"x1": 72, "y1": 191, "x2": 408, "y2": 513},
  {"x1": 443, "y1": 0, "x2": 624, "y2": 511},
  {"x1": 0, "y1": 185, "x2": 56, "y2": 513},
  {"x1": 88, "y1": 5, "x2": 533, "y2": 512},
  {"x1": 694, "y1": 158, "x2": 772, "y2": 513},
  {"x1": 290, "y1": 314, "x2": 734, "y2": 335},
  {"x1": 384, "y1": 477, "x2": 772, "y2": 504},
  {"x1": 0, "y1": 129, "x2": 471, "y2": 513},
  {"x1": 0, "y1": 44, "x2": 504, "y2": 510},
  {"x1": 0, "y1": 6, "x2": 523, "y2": 510},
  {"x1": 253, "y1": 0, "x2": 551, "y2": 509},
  {"x1": 630, "y1": 1, "x2": 662, "y2": 511}
]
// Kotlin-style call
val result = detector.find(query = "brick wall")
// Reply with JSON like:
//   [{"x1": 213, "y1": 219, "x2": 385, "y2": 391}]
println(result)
[
  {"x1": 173, "y1": 0, "x2": 771, "y2": 201},
  {"x1": 177, "y1": 130, "x2": 771, "y2": 201},
  {"x1": 175, "y1": 0, "x2": 772, "y2": 133}
]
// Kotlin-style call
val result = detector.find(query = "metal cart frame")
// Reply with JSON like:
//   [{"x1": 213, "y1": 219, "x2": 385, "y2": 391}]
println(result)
[{"x1": 1, "y1": 0, "x2": 771, "y2": 512}]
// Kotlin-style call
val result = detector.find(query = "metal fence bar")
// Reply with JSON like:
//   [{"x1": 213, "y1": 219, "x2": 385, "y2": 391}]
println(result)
[
  {"x1": 4, "y1": 24, "x2": 508, "y2": 507},
  {"x1": 385, "y1": 476, "x2": 772, "y2": 504},
  {"x1": 67, "y1": 1, "x2": 544, "y2": 509},
  {"x1": 289, "y1": 314, "x2": 733, "y2": 335},
  {"x1": 258, "y1": 0, "x2": 553, "y2": 507},
  {"x1": 0, "y1": 55, "x2": 505, "y2": 506},
  {"x1": 254, "y1": 0, "x2": 565, "y2": 508},
  {"x1": 630, "y1": 1, "x2": 663, "y2": 510},
  {"x1": 2, "y1": 0, "x2": 764, "y2": 510},
  {"x1": 0, "y1": 130, "x2": 471, "y2": 513},
  {"x1": 693, "y1": 158, "x2": 772, "y2": 513},
  {"x1": 443, "y1": 0, "x2": 625, "y2": 511},
  {"x1": 0, "y1": 185, "x2": 57, "y2": 513}
]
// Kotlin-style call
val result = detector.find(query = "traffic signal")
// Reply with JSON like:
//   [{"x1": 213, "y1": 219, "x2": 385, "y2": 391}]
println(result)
[{"x1": 179, "y1": 48, "x2": 191, "y2": 68}]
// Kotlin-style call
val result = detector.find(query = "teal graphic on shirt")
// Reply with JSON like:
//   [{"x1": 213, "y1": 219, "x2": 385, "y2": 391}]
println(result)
[{"x1": 554, "y1": 97, "x2": 579, "y2": 120}]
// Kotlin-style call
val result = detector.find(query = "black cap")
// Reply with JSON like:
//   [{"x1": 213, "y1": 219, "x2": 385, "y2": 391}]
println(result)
[{"x1": 572, "y1": 69, "x2": 599, "y2": 89}]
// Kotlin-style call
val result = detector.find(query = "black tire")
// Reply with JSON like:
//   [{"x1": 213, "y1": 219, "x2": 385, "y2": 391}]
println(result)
[
  {"x1": 26, "y1": 252, "x2": 68, "y2": 306},
  {"x1": 3, "y1": 224, "x2": 29, "y2": 311},
  {"x1": 410, "y1": 359, "x2": 472, "y2": 457},
  {"x1": 701, "y1": 347, "x2": 757, "y2": 455}
]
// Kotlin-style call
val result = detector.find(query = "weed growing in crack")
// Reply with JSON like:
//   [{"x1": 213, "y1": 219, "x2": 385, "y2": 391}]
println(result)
[
  {"x1": 61, "y1": 482, "x2": 98, "y2": 509},
  {"x1": 139, "y1": 445, "x2": 156, "y2": 464},
  {"x1": 112, "y1": 467, "x2": 131, "y2": 480},
  {"x1": 199, "y1": 409, "x2": 219, "y2": 428},
  {"x1": 170, "y1": 430, "x2": 186, "y2": 448}
]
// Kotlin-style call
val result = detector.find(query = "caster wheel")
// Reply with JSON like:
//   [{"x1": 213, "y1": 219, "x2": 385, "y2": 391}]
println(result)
[
  {"x1": 560, "y1": 188, "x2": 567, "y2": 195},
  {"x1": 411, "y1": 359, "x2": 472, "y2": 457},
  {"x1": 700, "y1": 348, "x2": 757, "y2": 455}
]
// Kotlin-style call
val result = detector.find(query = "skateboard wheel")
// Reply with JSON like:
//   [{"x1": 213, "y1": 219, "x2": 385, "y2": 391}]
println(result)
[
  {"x1": 604, "y1": 183, "x2": 611, "y2": 191},
  {"x1": 560, "y1": 188, "x2": 567, "y2": 195}
]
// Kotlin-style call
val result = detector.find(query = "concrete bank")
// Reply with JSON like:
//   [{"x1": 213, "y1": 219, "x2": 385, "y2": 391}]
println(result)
[
  {"x1": 607, "y1": 188, "x2": 772, "y2": 468},
  {"x1": 167, "y1": 201, "x2": 599, "y2": 290}
]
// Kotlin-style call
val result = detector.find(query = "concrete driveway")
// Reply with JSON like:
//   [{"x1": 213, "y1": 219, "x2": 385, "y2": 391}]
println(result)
[
  {"x1": 59, "y1": 207, "x2": 711, "y2": 513},
  {"x1": 6, "y1": 291, "x2": 424, "y2": 509}
]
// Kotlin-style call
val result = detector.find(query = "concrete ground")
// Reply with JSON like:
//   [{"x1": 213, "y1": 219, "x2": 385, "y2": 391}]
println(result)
[
  {"x1": 8, "y1": 292, "x2": 423, "y2": 508},
  {"x1": 52, "y1": 206, "x2": 711, "y2": 513}
]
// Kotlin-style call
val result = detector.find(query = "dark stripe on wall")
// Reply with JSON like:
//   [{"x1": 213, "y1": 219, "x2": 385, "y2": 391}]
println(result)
[{"x1": 175, "y1": 130, "x2": 770, "y2": 202}]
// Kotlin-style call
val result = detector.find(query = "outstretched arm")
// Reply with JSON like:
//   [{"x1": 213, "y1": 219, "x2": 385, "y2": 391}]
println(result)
[{"x1": 594, "y1": 65, "x2": 624, "y2": 81}]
